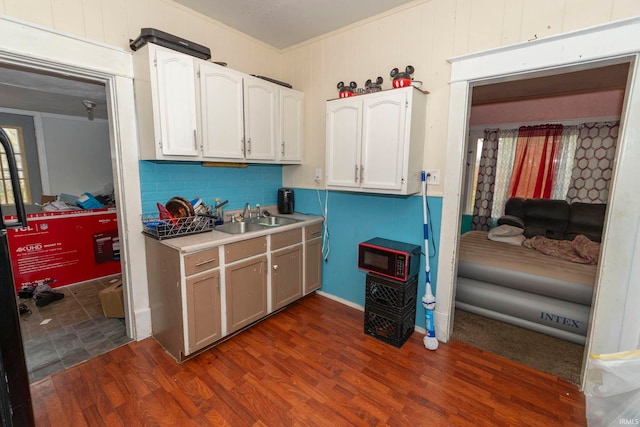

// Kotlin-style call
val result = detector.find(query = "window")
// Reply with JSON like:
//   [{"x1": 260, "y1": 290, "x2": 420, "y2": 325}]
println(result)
[{"x1": 0, "y1": 126, "x2": 32, "y2": 205}]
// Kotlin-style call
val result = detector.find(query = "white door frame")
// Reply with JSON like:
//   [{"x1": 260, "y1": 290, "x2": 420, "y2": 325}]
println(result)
[
  {"x1": 438, "y1": 17, "x2": 640, "y2": 389},
  {"x1": 0, "y1": 16, "x2": 151, "y2": 340}
]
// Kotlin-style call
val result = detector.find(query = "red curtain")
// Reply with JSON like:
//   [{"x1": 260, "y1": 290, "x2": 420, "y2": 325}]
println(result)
[{"x1": 508, "y1": 125, "x2": 563, "y2": 199}]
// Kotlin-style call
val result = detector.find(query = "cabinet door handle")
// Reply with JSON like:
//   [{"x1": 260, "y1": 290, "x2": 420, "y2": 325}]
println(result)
[
  {"x1": 355, "y1": 165, "x2": 359, "y2": 182},
  {"x1": 247, "y1": 138, "x2": 252, "y2": 154},
  {"x1": 281, "y1": 141, "x2": 285, "y2": 156},
  {"x1": 195, "y1": 258, "x2": 216, "y2": 267},
  {"x1": 360, "y1": 165, "x2": 364, "y2": 182},
  {"x1": 273, "y1": 264, "x2": 278, "y2": 270}
]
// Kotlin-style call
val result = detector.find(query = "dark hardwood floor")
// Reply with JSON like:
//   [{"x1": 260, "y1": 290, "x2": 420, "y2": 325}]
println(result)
[{"x1": 30, "y1": 294, "x2": 586, "y2": 426}]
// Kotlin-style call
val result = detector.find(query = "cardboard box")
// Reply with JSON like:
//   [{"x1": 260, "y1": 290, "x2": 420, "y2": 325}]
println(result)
[
  {"x1": 41, "y1": 194, "x2": 56, "y2": 204},
  {"x1": 99, "y1": 280, "x2": 125, "y2": 318}
]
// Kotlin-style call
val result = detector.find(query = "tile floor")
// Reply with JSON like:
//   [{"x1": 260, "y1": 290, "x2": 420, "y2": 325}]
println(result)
[{"x1": 18, "y1": 275, "x2": 131, "y2": 382}]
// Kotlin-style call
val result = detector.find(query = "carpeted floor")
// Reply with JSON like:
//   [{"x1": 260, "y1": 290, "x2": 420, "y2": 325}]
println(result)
[{"x1": 451, "y1": 308, "x2": 584, "y2": 385}]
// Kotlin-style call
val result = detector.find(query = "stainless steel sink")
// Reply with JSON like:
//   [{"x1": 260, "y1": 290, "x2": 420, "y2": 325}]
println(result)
[
  {"x1": 215, "y1": 215, "x2": 301, "y2": 234},
  {"x1": 215, "y1": 221, "x2": 264, "y2": 234},
  {"x1": 254, "y1": 216, "x2": 299, "y2": 227}
]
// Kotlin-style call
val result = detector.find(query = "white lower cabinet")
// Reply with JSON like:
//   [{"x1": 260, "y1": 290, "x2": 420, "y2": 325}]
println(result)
[{"x1": 145, "y1": 220, "x2": 322, "y2": 362}]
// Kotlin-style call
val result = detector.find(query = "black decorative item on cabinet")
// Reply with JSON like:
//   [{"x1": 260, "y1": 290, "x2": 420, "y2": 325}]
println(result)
[{"x1": 129, "y1": 28, "x2": 211, "y2": 60}]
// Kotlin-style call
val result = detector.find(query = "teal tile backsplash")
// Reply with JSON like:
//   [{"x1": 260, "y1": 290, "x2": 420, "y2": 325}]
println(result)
[{"x1": 139, "y1": 161, "x2": 282, "y2": 214}]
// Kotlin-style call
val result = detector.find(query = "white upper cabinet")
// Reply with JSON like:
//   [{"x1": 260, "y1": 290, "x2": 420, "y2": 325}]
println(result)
[
  {"x1": 326, "y1": 98, "x2": 362, "y2": 188},
  {"x1": 134, "y1": 44, "x2": 303, "y2": 164},
  {"x1": 278, "y1": 88, "x2": 303, "y2": 163},
  {"x1": 243, "y1": 76, "x2": 277, "y2": 161},
  {"x1": 134, "y1": 44, "x2": 199, "y2": 160},
  {"x1": 198, "y1": 62, "x2": 245, "y2": 160},
  {"x1": 326, "y1": 87, "x2": 427, "y2": 195}
]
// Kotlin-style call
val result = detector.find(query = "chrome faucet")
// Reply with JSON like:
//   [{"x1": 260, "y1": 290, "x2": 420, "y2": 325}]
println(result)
[{"x1": 242, "y1": 202, "x2": 251, "y2": 220}]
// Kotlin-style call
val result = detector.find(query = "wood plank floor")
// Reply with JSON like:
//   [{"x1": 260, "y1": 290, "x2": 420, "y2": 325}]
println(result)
[{"x1": 30, "y1": 294, "x2": 587, "y2": 426}]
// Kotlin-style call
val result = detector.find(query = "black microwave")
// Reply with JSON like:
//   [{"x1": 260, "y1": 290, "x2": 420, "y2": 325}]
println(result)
[{"x1": 358, "y1": 237, "x2": 421, "y2": 282}]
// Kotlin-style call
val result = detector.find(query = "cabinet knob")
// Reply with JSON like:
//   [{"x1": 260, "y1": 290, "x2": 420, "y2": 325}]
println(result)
[{"x1": 273, "y1": 264, "x2": 278, "y2": 270}]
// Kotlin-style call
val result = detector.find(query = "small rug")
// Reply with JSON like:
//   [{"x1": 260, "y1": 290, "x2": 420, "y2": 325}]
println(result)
[{"x1": 451, "y1": 309, "x2": 584, "y2": 385}]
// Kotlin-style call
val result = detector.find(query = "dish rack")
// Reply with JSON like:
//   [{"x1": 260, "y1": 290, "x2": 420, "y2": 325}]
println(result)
[{"x1": 141, "y1": 214, "x2": 212, "y2": 240}]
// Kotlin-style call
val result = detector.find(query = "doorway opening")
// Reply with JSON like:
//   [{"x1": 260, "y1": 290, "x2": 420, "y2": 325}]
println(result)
[
  {"x1": 453, "y1": 59, "x2": 630, "y2": 385},
  {"x1": 0, "y1": 62, "x2": 130, "y2": 382},
  {"x1": 438, "y1": 18, "x2": 640, "y2": 390}
]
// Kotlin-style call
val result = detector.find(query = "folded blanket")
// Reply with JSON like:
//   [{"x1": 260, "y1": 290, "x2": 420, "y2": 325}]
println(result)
[{"x1": 523, "y1": 234, "x2": 600, "y2": 264}]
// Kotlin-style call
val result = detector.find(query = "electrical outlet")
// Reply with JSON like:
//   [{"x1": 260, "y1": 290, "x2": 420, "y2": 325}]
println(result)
[
  {"x1": 314, "y1": 168, "x2": 322, "y2": 182},
  {"x1": 425, "y1": 170, "x2": 440, "y2": 185}
]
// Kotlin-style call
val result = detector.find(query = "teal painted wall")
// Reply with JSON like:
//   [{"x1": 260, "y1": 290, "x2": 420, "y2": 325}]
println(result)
[
  {"x1": 139, "y1": 161, "x2": 282, "y2": 214},
  {"x1": 294, "y1": 188, "x2": 442, "y2": 329},
  {"x1": 139, "y1": 165, "x2": 443, "y2": 330}
]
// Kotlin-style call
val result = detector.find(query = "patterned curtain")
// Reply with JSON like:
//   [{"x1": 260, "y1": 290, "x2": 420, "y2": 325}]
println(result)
[
  {"x1": 566, "y1": 122, "x2": 618, "y2": 203},
  {"x1": 490, "y1": 129, "x2": 518, "y2": 222},
  {"x1": 508, "y1": 125, "x2": 563, "y2": 199},
  {"x1": 471, "y1": 129, "x2": 499, "y2": 231},
  {"x1": 551, "y1": 126, "x2": 579, "y2": 199}
]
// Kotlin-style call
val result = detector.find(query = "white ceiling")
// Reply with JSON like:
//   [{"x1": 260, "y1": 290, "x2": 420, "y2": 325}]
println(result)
[
  {"x1": 173, "y1": 0, "x2": 415, "y2": 49},
  {"x1": 0, "y1": 65, "x2": 107, "y2": 119}
]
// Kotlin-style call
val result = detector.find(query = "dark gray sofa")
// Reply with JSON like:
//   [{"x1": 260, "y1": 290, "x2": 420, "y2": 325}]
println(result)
[{"x1": 497, "y1": 197, "x2": 607, "y2": 242}]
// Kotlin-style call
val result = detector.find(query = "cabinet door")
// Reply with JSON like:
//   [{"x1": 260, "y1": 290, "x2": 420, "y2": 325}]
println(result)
[
  {"x1": 361, "y1": 90, "x2": 408, "y2": 191},
  {"x1": 225, "y1": 255, "x2": 267, "y2": 333},
  {"x1": 278, "y1": 88, "x2": 303, "y2": 162},
  {"x1": 272, "y1": 245, "x2": 303, "y2": 310},
  {"x1": 198, "y1": 63, "x2": 245, "y2": 160},
  {"x1": 244, "y1": 77, "x2": 277, "y2": 160},
  {"x1": 326, "y1": 98, "x2": 362, "y2": 189},
  {"x1": 304, "y1": 238, "x2": 322, "y2": 294},
  {"x1": 154, "y1": 48, "x2": 199, "y2": 157},
  {"x1": 186, "y1": 270, "x2": 221, "y2": 353}
]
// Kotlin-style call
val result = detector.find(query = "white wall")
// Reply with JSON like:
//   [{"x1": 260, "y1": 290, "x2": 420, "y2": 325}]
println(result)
[
  {"x1": 279, "y1": 0, "x2": 640, "y2": 193},
  {"x1": 41, "y1": 115, "x2": 112, "y2": 197},
  {"x1": 0, "y1": 0, "x2": 282, "y2": 80}
]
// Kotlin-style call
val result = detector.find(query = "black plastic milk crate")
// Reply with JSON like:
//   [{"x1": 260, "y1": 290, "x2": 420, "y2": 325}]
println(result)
[
  {"x1": 365, "y1": 273, "x2": 418, "y2": 315},
  {"x1": 364, "y1": 301, "x2": 416, "y2": 348}
]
